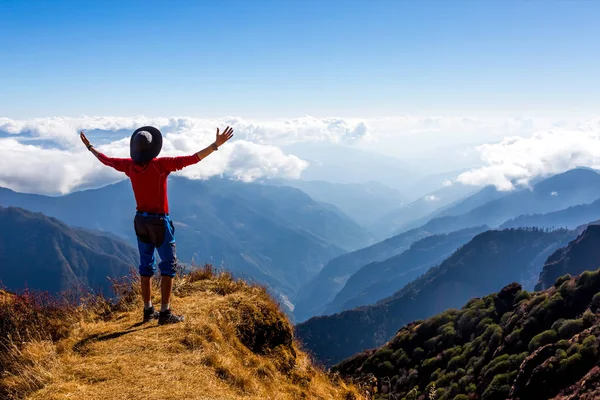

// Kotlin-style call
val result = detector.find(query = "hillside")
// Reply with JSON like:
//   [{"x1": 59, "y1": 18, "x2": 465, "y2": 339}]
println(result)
[
  {"x1": 0, "y1": 206, "x2": 137, "y2": 295},
  {"x1": 298, "y1": 169, "x2": 600, "y2": 321},
  {"x1": 323, "y1": 226, "x2": 489, "y2": 315},
  {"x1": 501, "y1": 197, "x2": 600, "y2": 230},
  {"x1": 536, "y1": 224, "x2": 600, "y2": 291},
  {"x1": 296, "y1": 228, "x2": 576, "y2": 366},
  {"x1": 293, "y1": 227, "x2": 431, "y2": 322},
  {"x1": 0, "y1": 267, "x2": 362, "y2": 400},
  {"x1": 0, "y1": 177, "x2": 371, "y2": 311},
  {"x1": 333, "y1": 268, "x2": 600, "y2": 400}
]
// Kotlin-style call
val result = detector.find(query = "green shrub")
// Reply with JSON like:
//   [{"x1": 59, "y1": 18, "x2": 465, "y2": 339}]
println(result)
[
  {"x1": 528, "y1": 294, "x2": 547, "y2": 310},
  {"x1": 454, "y1": 395, "x2": 469, "y2": 400},
  {"x1": 500, "y1": 311, "x2": 514, "y2": 324},
  {"x1": 392, "y1": 349, "x2": 410, "y2": 367},
  {"x1": 448, "y1": 354, "x2": 465, "y2": 371},
  {"x1": 558, "y1": 353, "x2": 582, "y2": 374},
  {"x1": 557, "y1": 319, "x2": 584, "y2": 339},
  {"x1": 551, "y1": 318, "x2": 566, "y2": 332},
  {"x1": 554, "y1": 274, "x2": 572, "y2": 288},
  {"x1": 378, "y1": 360, "x2": 394, "y2": 376},
  {"x1": 582, "y1": 309, "x2": 596, "y2": 326},
  {"x1": 514, "y1": 290, "x2": 531, "y2": 304},
  {"x1": 529, "y1": 329, "x2": 558, "y2": 352},
  {"x1": 576, "y1": 270, "x2": 600, "y2": 291},
  {"x1": 412, "y1": 347, "x2": 425, "y2": 361},
  {"x1": 481, "y1": 372, "x2": 515, "y2": 400},
  {"x1": 567, "y1": 343, "x2": 583, "y2": 356},
  {"x1": 582, "y1": 335, "x2": 597, "y2": 347},
  {"x1": 483, "y1": 359, "x2": 511, "y2": 379},
  {"x1": 591, "y1": 292, "x2": 600, "y2": 311},
  {"x1": 376, "y1": 347, "x2": 393, "y2": 359}
]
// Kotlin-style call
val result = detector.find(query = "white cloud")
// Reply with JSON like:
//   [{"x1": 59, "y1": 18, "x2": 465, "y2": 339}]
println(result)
[
  {"x1": 551, "y1": 191, "x2": 559, "y2": 196},
  {"x1": 424, "y1": 195, "x2": 440, "y2": 202},
  {"x1": 457, "y1": 125, "x2": 600, "y2": 191},
  {"x1": 2, "y1": 114, "x2": 600, "y2": 195},
  {"x1": 443, "y1": 179, "x2": 453, "y2": 187},
  {"x1": 0, "y1": 116, "x2": 319, "y2": 195},
  {"x1": 0, "y1": 116, "x2": 372, "y2": 148}
]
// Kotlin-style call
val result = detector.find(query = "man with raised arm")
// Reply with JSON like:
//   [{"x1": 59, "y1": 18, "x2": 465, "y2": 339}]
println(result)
[{"x1": 80, "y1": 126, "x2": 234, "y2": 325}]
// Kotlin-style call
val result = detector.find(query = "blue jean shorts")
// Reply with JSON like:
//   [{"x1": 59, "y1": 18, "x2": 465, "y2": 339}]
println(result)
[{"x1": 133, "y1": 212, "x2": 177, "y2": 278}]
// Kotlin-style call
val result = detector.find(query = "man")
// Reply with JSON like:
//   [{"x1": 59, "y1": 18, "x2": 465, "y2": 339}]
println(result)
[{"x1": 80, "y1": 126, "x2": 234, "y2": 325}]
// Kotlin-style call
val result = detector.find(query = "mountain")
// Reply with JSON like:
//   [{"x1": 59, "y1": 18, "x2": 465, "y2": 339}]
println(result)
[
  {"x1": 294, "y1": 169, "x2": 600, "y2": 322},
  {"x1": 284, "y1": 142, "x2": 423, "y2": 190},
  {"x1": 275, "y1": 179, "x2": 407, "y2": 228},
  {"x1": 419, "y1": 168, "x2": 600, "y2": 235},
  {"x1": 0, "y1": 266, "x2": 361, "y2": 399},
  {"x1": 295, "y1": 228, "x2": 576, "y2": 366},
  {"x1": 0, "y1": 177, "x2": 371, "y2": 311},
  {"x1": 293, "y1": 227, "x2": 431, "y2": 322},
  {"x1": 435, "y1": 185, "x2": 506, "y2": 218},
  {"x1": 333, "y1": 268, "x2": 600, "y2": 400},
  {"x1": 0, "y1": 206, "x2": 137, "y2": 295},
  {"x1": 322, "y1": 226, "x2": 489, "y2": 315},
  {"x1": 501, "y1": 197, "x2": 600, "y2": 230},
  {"x1": 371, "y1": 183, "x2": 479, "y2": 238},
  {"x1": 536, "y1": 224, "x2": 600, "y2": 291}
]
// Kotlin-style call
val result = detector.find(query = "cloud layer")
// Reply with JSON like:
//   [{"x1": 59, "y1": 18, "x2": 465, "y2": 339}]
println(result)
[
  {"x1": 2, "y1": 115, "x2": 600, "y2": 195},
  {"x1": 457, "y1": 122, "x2": 600, "y2": 190},
  {"x1": 2, "y1": 116, "x2": 352, "y2": 194}
]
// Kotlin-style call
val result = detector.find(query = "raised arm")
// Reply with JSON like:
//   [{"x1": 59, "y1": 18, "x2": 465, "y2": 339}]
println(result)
[
  {"x1": 195, "y1": 126, "x2": 234, "y2": 161},
  {"x1": 160, "y1": 126, "x2": 234, "y2": 172},
  {"x1": 80, "y1": 131, "x2": 131, "y2": 173}
]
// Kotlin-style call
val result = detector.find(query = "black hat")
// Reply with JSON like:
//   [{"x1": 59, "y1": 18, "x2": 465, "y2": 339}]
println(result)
[{"x1": 130, "y1": 126, "x2": 163, "y2": 163}]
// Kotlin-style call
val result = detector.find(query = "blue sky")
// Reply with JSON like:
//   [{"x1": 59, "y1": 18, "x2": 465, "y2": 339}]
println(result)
[{"x1": 1, "y1": 0, "x2": 599, "y2": 118}]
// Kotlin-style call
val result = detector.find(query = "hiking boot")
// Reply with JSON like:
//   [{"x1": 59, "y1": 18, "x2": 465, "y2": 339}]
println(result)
[
  {"x1": 143, "y1": 306, "x2": 160, "y2": 323},
  {"x1": 158, "y1": 309, "x2": 185, "y2": 325}
]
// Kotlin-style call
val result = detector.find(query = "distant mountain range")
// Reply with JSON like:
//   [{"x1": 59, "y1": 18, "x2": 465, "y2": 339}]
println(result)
[
  {"x1": 419, "y1": 169, "x2": 600, "y2": 235},
  {"x1": 295, "y1": 227, "x2": 576, "y2": 366},
  {"x1": 321, "y1": 226, "x2": 489, "y2": 315},
  {"x1": 501, "y1": 198, "x2": 600, "y2": 230},
  {"x1": 0, "y1": 177, "x2": 372, "y2": 312},
  {"x1": 294, "y1": 169, "x2": 600, "y2": 322},
  {"x1": 0, "y1": 206, "x2": 137, "y2": 295}
]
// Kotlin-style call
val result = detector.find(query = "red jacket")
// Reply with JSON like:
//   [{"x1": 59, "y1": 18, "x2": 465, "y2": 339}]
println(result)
[{"x1": 97, "y1": 153, "x2": 200, "y2": 214}]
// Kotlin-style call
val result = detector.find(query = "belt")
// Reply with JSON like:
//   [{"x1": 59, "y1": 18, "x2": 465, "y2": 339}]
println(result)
[{"x1": 136, "y1": 211, "x2": 168, "y2": 217}]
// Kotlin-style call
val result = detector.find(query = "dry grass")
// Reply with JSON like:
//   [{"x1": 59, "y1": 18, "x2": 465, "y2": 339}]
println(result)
[{"x1": 0, "y1": 266, "x2": 363, "y2": 400}]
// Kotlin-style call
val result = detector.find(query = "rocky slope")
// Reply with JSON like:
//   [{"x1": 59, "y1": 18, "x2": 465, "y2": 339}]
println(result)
[{"x1": 334, "y1": 267, "x2": 600, "y2": 400}]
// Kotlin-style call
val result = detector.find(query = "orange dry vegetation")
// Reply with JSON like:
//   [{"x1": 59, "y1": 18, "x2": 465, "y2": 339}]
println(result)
[{"x1": 0, "y1": 267, "x2": 363, "y2": 400}]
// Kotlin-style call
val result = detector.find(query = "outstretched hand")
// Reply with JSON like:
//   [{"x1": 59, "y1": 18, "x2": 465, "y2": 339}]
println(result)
[
  {"x1": 215, "y1": 126, "x2": 234, "y2": 147},
  {"x1": 80, "y1": 130, "x2": 92, "y2": 149}
]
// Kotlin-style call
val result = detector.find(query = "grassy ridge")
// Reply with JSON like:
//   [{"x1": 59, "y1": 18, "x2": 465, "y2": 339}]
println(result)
[{"x1": 0, "y1": 266, "x2": 363, "y2": 400}]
